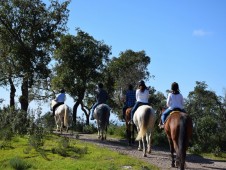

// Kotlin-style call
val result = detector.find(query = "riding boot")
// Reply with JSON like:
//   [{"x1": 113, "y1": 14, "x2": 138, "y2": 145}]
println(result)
[{"x1": 158, "y1": 120, "x2": 164, "y2": 129}]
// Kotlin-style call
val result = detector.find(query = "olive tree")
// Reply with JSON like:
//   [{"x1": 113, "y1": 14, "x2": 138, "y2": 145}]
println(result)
[
  {"x1": 0, "y1": 0, "x2": 70, "y2": 111},
  {"x1": 52, "y1": 28, "x2": 111, "y2": 125}
]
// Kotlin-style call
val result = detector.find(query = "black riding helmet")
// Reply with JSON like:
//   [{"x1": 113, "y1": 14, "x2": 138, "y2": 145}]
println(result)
[
  {"x1": 139, "y1": 80, "x2": 146, "y2": 87},
  {"x1": 60, "y1": 88, "x2": 65, "y2": 93},
  {"x1": 98, "y1": 83, "x2": 104, "y2": 88},
  {"x1": 171, "y1": 82, "x2": 180, "y2": 94}
]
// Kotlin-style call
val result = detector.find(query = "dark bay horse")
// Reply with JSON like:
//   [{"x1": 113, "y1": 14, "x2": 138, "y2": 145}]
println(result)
[
  {"x1": 133, "y1": 105, "x2": 156, "y2": 157},
  {"x1": 93, "y1": 104, "x2": 110, "y2": 140},
  {"x1": 125, "y1": 107, "x2": 136, "y2": 145},
  {"x1": 161, "y1": 108, "x2": 192, "y2": 170}
]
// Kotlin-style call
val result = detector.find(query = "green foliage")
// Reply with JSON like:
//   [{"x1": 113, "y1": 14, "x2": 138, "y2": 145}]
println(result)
[
  {"x1": 0, "y1": 0, "x2": 70, "y2": 111},
  {"x1": 186, "y1": 81, "x2": 226, "y2": 153},
  {"x1": 52, "y1": 28, "x2": 112, "y2": 123},
  {"x1": 51, "y1": 136, "x2": 88, "y2": 158},
  {"x1": 82, "y1": 124, "x2": 97, "y2": 134},
  {"x1": 152, "y1": 130, "x2": 168, "y2": 147},
  {"x1": 0, "y1": 107, "x2": 28, "y2": 136},
  {"x1": 0, "y1": 127, "x2": 13, "y2": 149},
  {"x1": 108, "y1": 123, "x2": 126, "y2": 138},
  {"x1": 9, "y1": 157, "x2": 31, "y2": 170}
]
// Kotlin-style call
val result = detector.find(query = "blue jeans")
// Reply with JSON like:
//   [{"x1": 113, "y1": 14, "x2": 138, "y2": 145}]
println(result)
[
  {"x1": 161, "y1": 108, "x2": 172, "y2": 124},
  {"x1": 91, "y1": 102, "x2": 100, "y2": 118},
  {"x1": 161, "y1": 108, "x2": 186, "y2": 123},
  {"x1": 130, "y1": 102, "x2": 148, "y2": 120}
]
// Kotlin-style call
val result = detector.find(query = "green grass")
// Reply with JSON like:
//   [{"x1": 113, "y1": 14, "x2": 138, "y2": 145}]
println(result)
[
  {"x1": 200, "y1": 152, "x2": 226, "y2": 161},
  {"x1": 0, "y1": 134, "x2": 159, "y2": 170}
]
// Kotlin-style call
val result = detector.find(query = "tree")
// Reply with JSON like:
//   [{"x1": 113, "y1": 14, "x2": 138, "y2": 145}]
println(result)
[
  {"x1": 52, "y1": 29, "x2": 111, "y2": 125},
  {"x1": 106, "y1": 49, "x2": 152, "y2": 118},
  {"x1": 0, "y1": 0, "x2": 70, "y2": 111},
  {"x1": 0, "y1": 36, "x2": 17, "y2": 108},
  {"x1": 185, "y1": 81, "x2": 225, "y2": 152}
]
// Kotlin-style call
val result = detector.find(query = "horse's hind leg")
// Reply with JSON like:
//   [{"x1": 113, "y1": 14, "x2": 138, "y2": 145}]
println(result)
[
  {"x1": 138, "y1": 140, "x2": 142, "y2": 151},
  {"x1": 146, "y1": 133, "x2": 152, "y2": 154},
  {"x1": 168, "y1": 138, "x2": 175, "y2": 167},
  {"x1": 142, "y1": 137, "x2": 147, "y2": 157}
]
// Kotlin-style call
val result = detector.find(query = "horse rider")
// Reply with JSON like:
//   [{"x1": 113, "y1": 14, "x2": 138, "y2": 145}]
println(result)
[
  {"x1": 159, "y1": 82, "x2": 185, "y2": 129},
  {"x1": 90, "y1": 83, "x2": 108, "y2": 120},
  {"x1": 52, "y1": 88, "x2": 66, "y2": 116},
  {"x1": 130, "y1": 80, "x2": 149, "y2": 124},
  {"x1": 122, "y1": 84, "x2": 136, "y2": 121}
]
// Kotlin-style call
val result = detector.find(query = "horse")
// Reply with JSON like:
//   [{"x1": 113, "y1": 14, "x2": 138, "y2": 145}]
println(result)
[
  {"x1": 93, "y1": 103, "x2": 110, "y2": 140},
  {"x1": 160, "y1": 108, "x2": 193, "y2": 170},
  {"x1": 125, "y1": 107, "x2": 136, "y2": 145},
  {"x1": 133, "y1": 105, "x2": 156, "y2": 157},
  {"x1": 51, "y1": 100, "x2": 70, "y2": 133}
]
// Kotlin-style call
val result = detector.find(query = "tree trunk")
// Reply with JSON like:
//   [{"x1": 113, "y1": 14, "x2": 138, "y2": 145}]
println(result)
[
  {"x1": 20, "y1": 79, "x2": 29, "y2": 111},
  {"x1": 73, "y1": 89, "x2": 86, "y2": 125},
  {"x1": 81, "y1": 101, "x2": 90, "y2": 125},
  {"x1": 73, "y1": 101, "x2": 80, "y2": 125},
  {"x1": 9, "y1": 77, "x2": 16, "y2": 108}
]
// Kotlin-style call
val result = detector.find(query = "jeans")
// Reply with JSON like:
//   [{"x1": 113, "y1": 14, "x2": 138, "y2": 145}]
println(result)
[
  {"x1": 91, "y1": 102, "x2": 100, "y2": 118},
  {"x1": 161, "y1": 108, "x2": 186, "y2": 123},
  {"x1": 130, "y1": 102, "x2": 148, "y2": 120},
  {"x1": 161, "y1": 108, "x2": 172, "y2": 124}
]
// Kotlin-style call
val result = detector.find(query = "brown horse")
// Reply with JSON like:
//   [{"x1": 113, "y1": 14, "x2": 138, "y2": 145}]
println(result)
[
  {"x1": 125, "y1": 107, "x2": 136, "y2": 145},
  {"x1": 161, "y1": 108, "x2": 192, "y2": 170}
]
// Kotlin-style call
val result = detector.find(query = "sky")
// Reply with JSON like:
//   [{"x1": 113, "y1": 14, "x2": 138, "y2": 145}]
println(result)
[
  {"x1": 1, "y1": 0, "x2": 226, "y2": 120},
  {"x1": 66, "y1": 0, "x2": 226, "y2": 98}
]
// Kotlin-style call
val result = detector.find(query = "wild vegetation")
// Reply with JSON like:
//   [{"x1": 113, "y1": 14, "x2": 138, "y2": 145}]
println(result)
[{"x1": 0, "y1": 1, "x2": 225, "y2": 166}]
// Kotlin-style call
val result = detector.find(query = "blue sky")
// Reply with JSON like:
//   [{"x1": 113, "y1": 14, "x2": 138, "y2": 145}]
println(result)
[
  {"x1": 67, "y1": 0, "x2": 226, "y2": 97},
  {"x1": 1, "y1": 0, "x2": 226, "y2": 118}
]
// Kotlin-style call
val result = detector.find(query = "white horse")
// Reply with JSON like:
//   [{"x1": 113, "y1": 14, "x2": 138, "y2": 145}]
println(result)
[
  {"x1": 51, "y1": 100, "x2": 70, "y2": 133},
  {"x1": 133, "y1": 105, "x2": 156, "y2": 157},
  {"x1": 93, "y1": 104, "x2": 110, "y2": 140}
]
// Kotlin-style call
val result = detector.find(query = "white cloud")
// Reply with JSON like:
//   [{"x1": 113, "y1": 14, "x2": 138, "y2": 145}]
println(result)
[{"x1": 193, "y1": 29, "x2": 212, "y2": 37}]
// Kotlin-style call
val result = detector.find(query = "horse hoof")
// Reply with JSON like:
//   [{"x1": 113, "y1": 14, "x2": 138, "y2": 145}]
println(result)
[
  {"x1": 138, "y1": 148, "x2": 142, "y2": 151},
  {"x1": 143, "y1": 154, "x2": 147, "y2": 157}
]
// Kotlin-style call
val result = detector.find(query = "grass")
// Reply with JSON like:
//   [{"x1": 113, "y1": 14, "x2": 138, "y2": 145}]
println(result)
[
  {"x1": 200, "y1": 152, "x2": 226, "y2": 161},
  {"x1": 0, "y1": 134, "x2": 159, "y2": 170}
]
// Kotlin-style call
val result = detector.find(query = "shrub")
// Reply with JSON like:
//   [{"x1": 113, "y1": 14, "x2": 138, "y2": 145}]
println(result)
[{"x1": 9, "y1": 157, "x2": 31, "y2": 170}]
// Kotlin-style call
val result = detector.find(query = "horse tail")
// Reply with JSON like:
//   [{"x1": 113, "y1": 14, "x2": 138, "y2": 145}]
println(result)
[
  {"x1": 136, "y1": 107, "x2": 151, "y2": 141},
  {"x1": 178, "y1": 114, "x2": 187, "y2": 168},
  {"x1": 64, "y1": 105, "x2": 69, "y2": 127},
  {"x1": 98, "y1": 105, "x2": 108, "y2": 128}
]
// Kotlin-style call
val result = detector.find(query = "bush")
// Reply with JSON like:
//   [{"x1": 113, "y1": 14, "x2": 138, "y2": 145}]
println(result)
[
  {"x1": 83, "y1": 124, "x2": 97, "y2": 134},
  {"x1": 9, "y1": 157, "x2": 31, "y2": 170},
  {"x1": 107, "y1": 122, "x2": 126, "y2": 138}
]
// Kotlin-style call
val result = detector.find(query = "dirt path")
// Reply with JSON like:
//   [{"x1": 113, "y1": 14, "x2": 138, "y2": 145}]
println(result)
[{"x1": 61, "y1": 133, "x2": 226, "y2": 170}]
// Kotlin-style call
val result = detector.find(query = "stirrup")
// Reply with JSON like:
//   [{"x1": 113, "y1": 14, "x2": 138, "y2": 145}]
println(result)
[{"x1": 158, "y1": 124, "x2": 164, "y2": 129}]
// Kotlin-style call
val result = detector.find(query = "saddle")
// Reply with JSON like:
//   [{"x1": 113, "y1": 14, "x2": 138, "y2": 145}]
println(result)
[{"x1": 165, "y1": 108, "x2": 183, "y2": 123}]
